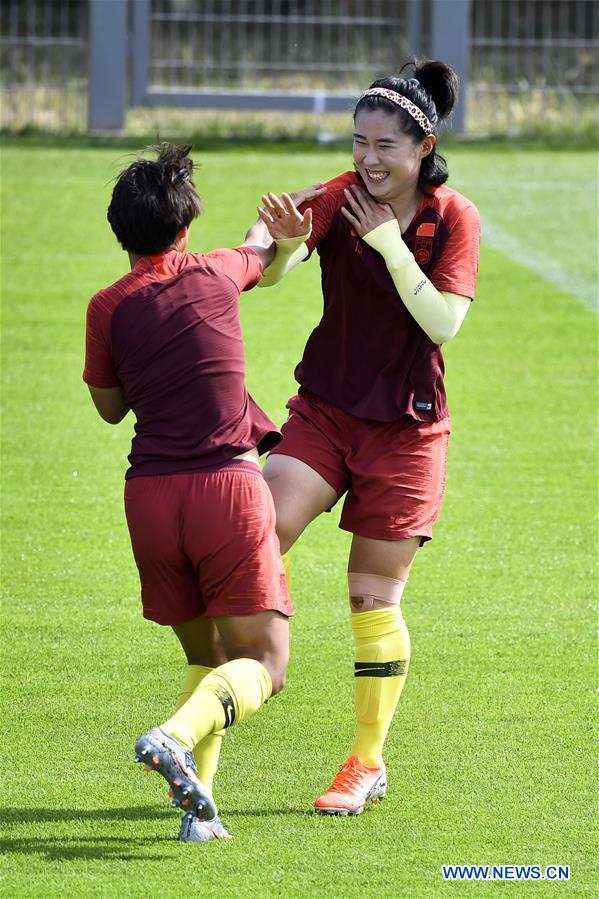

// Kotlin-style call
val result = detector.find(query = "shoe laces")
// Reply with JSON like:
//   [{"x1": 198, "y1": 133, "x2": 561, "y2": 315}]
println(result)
[
  {"x1": 183, "y1": 749, "x2": 197, "y2": 771},
  {"x1": 166, "y1": 743, "x2": 196, "y2": 777},
  {"x1": 159, "y1": 729, "x2": 197, "y2": 773},
  {"x1": 328, "y1": 756, "x2": 372, "y2": 794}
]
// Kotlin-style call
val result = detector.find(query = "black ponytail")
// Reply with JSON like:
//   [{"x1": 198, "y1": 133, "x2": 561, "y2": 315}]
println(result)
[{"x1": 354, "y1": 59, "x2": 459, "y2": 190}]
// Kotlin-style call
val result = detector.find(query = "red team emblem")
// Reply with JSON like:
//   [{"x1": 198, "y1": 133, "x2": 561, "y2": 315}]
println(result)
[
  {"x1": 414, "y1": 221, "x2": 436, "y2": 265},
  {"x1": 350, "y1": 227, "x2": 363, "y2": 254}
]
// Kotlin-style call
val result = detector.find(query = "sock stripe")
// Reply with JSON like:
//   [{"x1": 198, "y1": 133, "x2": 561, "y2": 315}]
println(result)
[
  {"x1": 213, "y1": 686, "x2": 236, "y2": 727},
  {"x1": 354, "y1": 660, "x2": 409, "y2": 678}
]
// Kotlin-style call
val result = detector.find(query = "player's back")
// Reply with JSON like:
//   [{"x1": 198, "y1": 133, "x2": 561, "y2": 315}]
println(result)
[{"x1": 84, "y1": 248, "x2": 279, "y2": 477}]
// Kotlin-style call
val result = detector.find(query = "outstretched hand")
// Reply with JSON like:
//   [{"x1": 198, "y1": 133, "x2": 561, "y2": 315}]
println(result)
[
  {"x1": 340, "y1": 185, "x2": 395, "y2": 237},
  {"x1": 257, "y1": 192, "x2": 312, "y2": 241}
]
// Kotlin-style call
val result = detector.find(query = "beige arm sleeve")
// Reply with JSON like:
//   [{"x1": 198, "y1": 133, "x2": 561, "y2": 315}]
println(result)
[
  {"x1": 258, "y1": 237, "x2": 309, "y2": 287},
  {"x1": 363, "y1": 220, "x2": 471, "y2": 344}
]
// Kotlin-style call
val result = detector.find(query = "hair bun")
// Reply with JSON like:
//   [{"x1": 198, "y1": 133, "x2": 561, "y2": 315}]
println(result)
[
  {"x1": 155, "y1": 143, "x2": 195, "y2": 185},
  {"x1": 413, "y1": 60, "x2": 458, "y2": 120}
]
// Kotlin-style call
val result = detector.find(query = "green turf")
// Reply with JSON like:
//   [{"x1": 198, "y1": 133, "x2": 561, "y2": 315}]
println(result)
[{"x1": 1, "y1": 140, "x2": 597, "y2": 897}]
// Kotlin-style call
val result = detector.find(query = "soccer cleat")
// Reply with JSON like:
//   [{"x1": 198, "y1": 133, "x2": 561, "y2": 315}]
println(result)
[
  {"x1": 134, "y1": 726, "x2": 217, "y2": 820},
  {"x1": 179, "y1": 812, "x2": 233, "y2": 843},
  {"x1": 314, "y1": 755, "x2": 387, "y2": 815}
]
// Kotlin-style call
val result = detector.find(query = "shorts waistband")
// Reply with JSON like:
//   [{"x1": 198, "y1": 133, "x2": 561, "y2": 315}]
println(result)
[
  {"x1": 214, "y1": 460, "x2": 263, "y2": 475},
  {"x1": 126, "y1": 459, "x2": 263, "y2": 481}
]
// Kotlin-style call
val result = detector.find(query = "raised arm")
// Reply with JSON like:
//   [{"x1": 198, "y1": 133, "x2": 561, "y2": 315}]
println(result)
[
  {"x1": 342, "y1": 185, "x2": 471, "y2": 344},
  {"x1": 242, "y1": 185, "x2": 325, "y2": 286}
]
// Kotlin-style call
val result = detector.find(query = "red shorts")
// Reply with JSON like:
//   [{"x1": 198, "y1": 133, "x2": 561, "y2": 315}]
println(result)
[
  {"x1": 124, "y1": 462, "x2": 292, "y2": 626},
  {"x1": 270, "y1": 392, "x2": 451, "y2": 543}
]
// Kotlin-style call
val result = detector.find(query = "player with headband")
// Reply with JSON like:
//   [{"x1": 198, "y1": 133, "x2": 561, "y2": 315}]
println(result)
[{"x1": 247, "y1": 60, "x2": 481, "y2": 816}]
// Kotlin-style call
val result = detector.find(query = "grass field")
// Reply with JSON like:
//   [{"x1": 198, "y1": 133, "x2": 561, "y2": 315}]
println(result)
[{"x1": 1, "y1": 137, "x2": 597, "y2": 898}]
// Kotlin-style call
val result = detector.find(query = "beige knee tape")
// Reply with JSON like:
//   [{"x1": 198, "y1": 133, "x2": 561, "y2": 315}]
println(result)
[{"x1": 348, "y1": 572, "x2": 407, "y2": 612}]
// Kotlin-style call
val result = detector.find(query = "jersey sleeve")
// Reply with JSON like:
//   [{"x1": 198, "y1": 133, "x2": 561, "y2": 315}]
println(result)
[
  {"x1": 82, "y1": 292, "x2": 120, "y2": 388},
  {"x1": 301, "y1": 192, "x2": 336, "y2": 257},
  {"x1": 203, "y1": 247, "x2": 263, "y2": 292},
  {"x1": 303, "y1": 192, "x2": 343, "y2": 256},
  {"x1": 299, "y1": 172, "x2": 360, "y2": 257},
  {"x1": 428, "y1": 202, "x2": 481, "y2": 299}
]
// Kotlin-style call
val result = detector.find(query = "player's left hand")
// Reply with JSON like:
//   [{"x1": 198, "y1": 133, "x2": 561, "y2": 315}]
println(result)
[
  {"x1": 257, "y1": 192, "x2": 312, "y2": 241},
  {"x1": 341, "y1": 185, "x2": 395, "y2": 237}
]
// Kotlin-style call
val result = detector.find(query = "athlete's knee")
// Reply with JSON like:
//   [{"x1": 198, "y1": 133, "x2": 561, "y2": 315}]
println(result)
[
  {"x1": 226, "y1": 644, "x2": 288, "y2": 695},
  {"x1": 267, "y1": 664, "x2": 287, "y2": 695},
  {"x1": 277, "y1": 530, "x2": 294, "y2": 555},
  {"x1": 348, "y1": 572, "x2": 407, "y2": 612},
  {"x1": 263, "y1": 466, "x2": 314, "y2": 553},
  {"x1": 217, "y1": 608, "x2": 289, "y2": 690},
  {"x1": 273, "y1": 512, "x2": 302, "y2": 554},
  {"x1": 241, "y1": 652, "x2": 287, "y2": 694},
  {"x1": 260, "y1": 643, "x2": 289, "y2": 694}
]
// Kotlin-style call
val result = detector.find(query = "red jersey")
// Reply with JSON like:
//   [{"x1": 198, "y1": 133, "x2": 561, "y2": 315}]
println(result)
[
  {"x1": 83, "y1": 248, "x2": 281, "y2": 478},
  {"x1": 297, "y1": 172, "x2": 481, "y2": 422}
]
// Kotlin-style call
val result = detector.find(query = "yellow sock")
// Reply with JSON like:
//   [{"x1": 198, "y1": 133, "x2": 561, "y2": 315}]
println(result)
[
  {"x1": 350, "y1": 607, "x2": 411, "y2": 768},
  {"x1": 174, "y1": 665, "x2": 224, "y2": 792},
  {"x1": 281, "y1": 552, "x2": 291, "y2": 591},
  {"x1": 162, "y1": 658, "x2": 273, "y2": 750}
]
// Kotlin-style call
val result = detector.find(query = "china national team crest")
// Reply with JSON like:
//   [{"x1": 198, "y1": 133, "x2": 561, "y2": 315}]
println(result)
[{"x1": 414, "y1": 221, "x2": 436, "y2": 265}]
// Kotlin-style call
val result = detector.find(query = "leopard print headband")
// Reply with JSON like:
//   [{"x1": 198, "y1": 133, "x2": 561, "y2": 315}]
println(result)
[{"x1": 357, "y1": 88, "x2": 435, "y2": 136}]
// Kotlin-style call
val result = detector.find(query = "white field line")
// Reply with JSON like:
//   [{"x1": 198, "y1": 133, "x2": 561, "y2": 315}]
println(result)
[{"x1": 482, "y1": 217, "x2": 598, "y2": 313}]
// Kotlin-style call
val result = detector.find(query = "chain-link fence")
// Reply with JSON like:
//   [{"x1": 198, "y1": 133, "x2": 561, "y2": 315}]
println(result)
[
  {"x1": 469, "y1": 0, "x2": 597, "y2": 133},
  {"x1": 1, "y1": 0, "x2": 88, "y2": 131},
  {"x1": 1, "y1": 0, "x2": 597, "y2": 136},
  {"x1": 146, "y1": 0, "x2": 409, "y2": 92}
]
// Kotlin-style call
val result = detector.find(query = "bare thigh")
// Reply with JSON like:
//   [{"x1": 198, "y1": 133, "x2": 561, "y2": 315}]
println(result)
[
  {"x1": 263, "y1": 454, "x2": 339, "y2": 553},
  {"x1": 172, "y1": 615, "x2": 228, "y2": 667},
  {"x1": 348, "y1": 534, "x2": 420, "y2": 611},
  {"x1": 172, "y1": 611, "x2": 289, "y2": 695}
]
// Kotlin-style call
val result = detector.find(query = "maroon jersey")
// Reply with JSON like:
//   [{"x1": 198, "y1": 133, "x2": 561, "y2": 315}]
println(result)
[
  {"x1": 297, "y1": 172, "x2": 480, "y2": 422},
  {"x1": 83, "y1": 248, "x2": 281, "y2": 478}
]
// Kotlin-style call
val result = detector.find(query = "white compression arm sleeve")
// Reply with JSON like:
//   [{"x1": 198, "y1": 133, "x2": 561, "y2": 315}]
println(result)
[
  {"x1": 258, "y1": 237, "x2": 309, "y2": 287},
  {"x1": 362, "y1": 219, "x2": 471, "y2": 344}
]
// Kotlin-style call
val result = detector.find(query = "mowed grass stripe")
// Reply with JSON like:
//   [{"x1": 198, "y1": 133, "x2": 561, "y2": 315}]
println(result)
[
  {"x1": 477, "y1": 217, "x2": 598, "y2": 311},
  {"x1": 1, "y1": 143, "x2": 597, "y2": 897}
]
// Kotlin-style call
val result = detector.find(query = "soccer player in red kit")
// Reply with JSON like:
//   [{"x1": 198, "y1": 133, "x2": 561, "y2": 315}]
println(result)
[
  {"x1": 250, "y1": 60, "x2": 481, "y2": 815},
  {"x1": 83, "y1": 144, "x2": 312, "y2": 842}
]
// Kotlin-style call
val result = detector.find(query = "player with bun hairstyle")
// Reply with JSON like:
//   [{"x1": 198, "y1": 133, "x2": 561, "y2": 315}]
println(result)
[
  {"x1": 84, "y1": 143, "x2": 316, "y2": 842},
  {"x1": 249, "y1": 60, "x2": 481, "y2": 816}
]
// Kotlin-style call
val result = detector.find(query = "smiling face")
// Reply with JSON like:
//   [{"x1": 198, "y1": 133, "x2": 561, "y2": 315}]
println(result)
[{"x1": 352, "y1": 107, "x2": 435, "y2": 205}]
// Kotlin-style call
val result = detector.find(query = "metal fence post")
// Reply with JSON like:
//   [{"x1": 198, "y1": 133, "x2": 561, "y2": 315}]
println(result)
[
  {"x1": 131, "y1": 0, "x2": 150, "y2": 106},
  {"x1": 408, "y1": 0, "x2": 423, "y2": 56},
  {"x1": 88, "y1": 0, "x2": 127, "y2": 132},
  {"x1": 430, "y1": 0, "x2": 470, "y2": 133}
]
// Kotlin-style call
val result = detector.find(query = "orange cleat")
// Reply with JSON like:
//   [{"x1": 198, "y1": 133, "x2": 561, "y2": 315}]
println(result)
[{"x1": 314, "y1": 755, "x2": 387, "y2": 815}]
